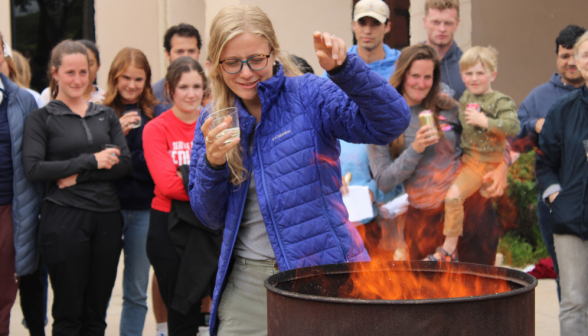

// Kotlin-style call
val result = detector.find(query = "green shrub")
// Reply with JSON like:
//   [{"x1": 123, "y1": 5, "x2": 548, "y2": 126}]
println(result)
[
  {"x1": 498, "y1": 225, "x2": 549, "y2": 268},
  {"x1": 496, "y1": 150, "x2": 549, "y2": 267}
]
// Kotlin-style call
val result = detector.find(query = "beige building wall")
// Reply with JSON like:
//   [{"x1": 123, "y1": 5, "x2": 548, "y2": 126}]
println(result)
[
  {"x1": 409, "y1": 0, "x2": 472, "y2": 50},
  {"x1": 472, "y1": 0, "x2": 588, "y2": 104},
  {"x1": 203, "y1": 0, "x2": 240, "y2": 64},
  {"x1": 0, "y1": 0, "x2": 10, "y2": 46},
  {"x1": 95, "y1": 0, "x2": 165, "y2": 88},
  {"x1": 202, "y1": 0, "x2": 353, "y2": 76},
  {"x1": 241, "y1": 0, "x2": 353, "y2": 76},
  {"x1": 166, "y1": 0, "x2": 206, "y2": 70},
  {"x1": 94, "y1": 0, "x2": 351, "y2": 88}
]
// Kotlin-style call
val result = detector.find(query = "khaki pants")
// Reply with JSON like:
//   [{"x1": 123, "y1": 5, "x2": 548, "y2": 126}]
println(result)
[
  {"x1": 217, "y1": 257, "x2": 279, "y2": 336},
  {"x1": 444, "y1": 154, "x2": 499, "y2": 237}
]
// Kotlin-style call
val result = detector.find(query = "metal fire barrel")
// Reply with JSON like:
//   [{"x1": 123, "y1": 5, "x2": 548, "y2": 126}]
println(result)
[{"x1": 265, "y1": 261, "x2": 537, "y2": 336}]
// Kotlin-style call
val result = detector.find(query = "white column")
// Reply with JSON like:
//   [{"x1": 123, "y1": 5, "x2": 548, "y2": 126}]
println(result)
[{"x1": 0, "y1": 0, "x2": 11, "y2": 46}]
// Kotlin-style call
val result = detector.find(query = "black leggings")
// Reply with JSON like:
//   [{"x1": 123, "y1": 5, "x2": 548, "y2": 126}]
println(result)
[
  {"x1": 146, "y1": 209, "x2": 205, "y2": 336},
  {"x1": 19, "y1": 262, "x2": 49, "y2": 336},
  {"x1": 404, "y1": 193, "x2": 499, "y2": 265},
  {"x1": 40, "y1": 201, "x2": 122, "y2": 336}
]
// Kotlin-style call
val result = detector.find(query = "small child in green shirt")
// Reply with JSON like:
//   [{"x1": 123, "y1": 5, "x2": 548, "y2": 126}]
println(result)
[{"x1": 426, "y1": 46, "x2": 520, "y2": 262}]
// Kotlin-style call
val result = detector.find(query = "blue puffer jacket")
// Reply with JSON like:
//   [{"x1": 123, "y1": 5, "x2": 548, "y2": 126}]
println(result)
[
  {"x1": 1, "y1": 74, "x2": 43, "y2": 277},
  {"x1": 188, "y1": 53, "x2": 410, "y2": 335}
]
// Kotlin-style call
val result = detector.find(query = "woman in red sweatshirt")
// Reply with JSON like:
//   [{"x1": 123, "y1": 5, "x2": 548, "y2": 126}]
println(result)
[{"x1": 144, "y1": 56, "x2": 214, "y2": 335}]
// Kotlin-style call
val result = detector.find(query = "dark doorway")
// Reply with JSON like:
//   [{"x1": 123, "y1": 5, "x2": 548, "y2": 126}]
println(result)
[
  {"x1": 352, "y1": 0, "x2": 410, "y2": 50},
  {"x1": 10, "y1": 0, "x2": 95, "y2": 92}
]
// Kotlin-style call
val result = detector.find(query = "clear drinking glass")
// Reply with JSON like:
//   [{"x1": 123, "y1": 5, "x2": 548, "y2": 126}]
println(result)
[
  {"x1": 101, "y1": 144, "x2": 120, "y2": 156},
  {"x1": 124, "y1": 110, "x2": 141, "y2": 128},
  {"x1": 583, "y1": 140, "x2": 588, "y2": 161},
  {"x1": 207, "y1": 107, "x2": 240, "y2": 144}
]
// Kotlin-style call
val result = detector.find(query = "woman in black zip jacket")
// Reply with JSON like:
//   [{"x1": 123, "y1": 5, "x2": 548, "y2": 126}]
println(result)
[{"x1": 22, "y1": 40, "x2": 131, "y2": 336}]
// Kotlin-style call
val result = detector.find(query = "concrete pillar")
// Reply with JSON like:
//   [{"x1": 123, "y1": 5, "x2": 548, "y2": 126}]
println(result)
[{"x1": 0, "y1": 0, "x2": 11, "y2": 46}]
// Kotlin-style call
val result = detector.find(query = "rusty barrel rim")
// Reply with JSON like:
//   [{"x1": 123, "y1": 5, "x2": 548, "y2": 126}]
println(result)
[{"x1": 264, "y1": 260, "x2": 538, "y2": 305}]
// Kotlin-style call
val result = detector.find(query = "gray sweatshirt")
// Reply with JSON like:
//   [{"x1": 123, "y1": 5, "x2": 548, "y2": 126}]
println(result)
[{"x1": 368, "y1": 104, "x2": 462, "y2": 210}]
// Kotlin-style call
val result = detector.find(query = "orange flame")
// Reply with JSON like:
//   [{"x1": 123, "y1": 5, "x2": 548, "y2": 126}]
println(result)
[
  {"x1": 306, "y1": 139, "x2": 514, "y2": 301},
  {"x1": 339, "y1": 261, "x2": 511, "y2": 300}
]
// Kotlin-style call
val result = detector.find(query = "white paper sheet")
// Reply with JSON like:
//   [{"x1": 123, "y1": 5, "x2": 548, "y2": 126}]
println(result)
[{"x1": 342, "y1": 186, "x2": 374, "y2": 222}]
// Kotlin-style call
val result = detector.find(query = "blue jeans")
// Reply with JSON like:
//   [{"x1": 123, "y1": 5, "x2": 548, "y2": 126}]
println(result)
[
  {"x1": 120, "y1": 210, "x2": 151, "y2": 336},
  {"x1": 538, "y1": 196, "x2": 561, "y2": 301}
]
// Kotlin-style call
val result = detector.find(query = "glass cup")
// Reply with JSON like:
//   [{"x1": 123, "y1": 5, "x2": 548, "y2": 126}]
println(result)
[
  {"x1": 124, "y1": 110, "x2": 141, "y2": 128},
  {"x1": 206, "y1": 107, "x2": 240, "y2": 144},
  {"x1": 583, "y1": 140, "x2": 588, "y2": 161},
  {"x1": 102, "y1": 144, "x2": 120, "y2": 156}
]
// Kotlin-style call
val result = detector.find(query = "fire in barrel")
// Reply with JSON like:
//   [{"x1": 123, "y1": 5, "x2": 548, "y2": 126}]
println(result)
[{"x1": 265, "y1": 261, "x2": 536, "y2": 336}]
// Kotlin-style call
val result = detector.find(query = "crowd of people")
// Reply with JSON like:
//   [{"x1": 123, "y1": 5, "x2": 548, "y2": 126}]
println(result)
[{"x1": 0, "y1": 0, "x2": 587, "y2": 335}]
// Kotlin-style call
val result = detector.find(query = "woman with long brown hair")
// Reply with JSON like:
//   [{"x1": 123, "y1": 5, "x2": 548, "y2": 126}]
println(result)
[
  {"x1": 41, "y1": 40, "x2": 105, "y2": 104},
  {"x1": 103, "y1": 47, "x2": 165, "y2": 336},
  {"x1": 22, "y1": 40, "x2": 131, "y2": 335},
  {"x1": 145, "y1": 56, "x2": 216, "y2": 335},
  {"x1": 368, "y1": 43, "x2": 509, "y2": 264}
]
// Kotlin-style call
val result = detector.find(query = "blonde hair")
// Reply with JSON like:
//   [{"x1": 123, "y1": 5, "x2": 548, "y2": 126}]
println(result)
[
  {"x1": 12, "y1": 50, "x2": 31, "y2": 88},
  {"x1": 574, "y1": 31, "x2": 588, "y2": 58},
  {"x1": 459, "y1": 46, "x2": 498, "y2": 73},
  {"x1": 208, "y1": 5, "x2": 302, "y2": 185},
  {"x1": 2, "y1": 56, "x2": 17, "y2": 83},
  {"x1": 425, "y1": 0, "x2": 460, "y2": 18}
]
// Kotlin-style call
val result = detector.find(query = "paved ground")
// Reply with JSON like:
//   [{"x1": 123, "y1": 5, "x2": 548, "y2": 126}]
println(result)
[
  {"x1": 9, "y1": 258, "x2": 157, "y2": 336},
  {"x1": 9, "y1": 259, "x2": 561, "y2": 336}
]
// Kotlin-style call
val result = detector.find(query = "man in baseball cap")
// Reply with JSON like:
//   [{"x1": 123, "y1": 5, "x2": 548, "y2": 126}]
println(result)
[
  {"x1": 321, "y1": 0, "x2": 406, "y2": 263},
  {"x1": 322, "y1": 0, "x2": 401, "y2": 81}
]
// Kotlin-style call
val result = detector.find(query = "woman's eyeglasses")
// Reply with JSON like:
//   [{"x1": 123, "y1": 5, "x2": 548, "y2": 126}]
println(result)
[{"x1": 219, "y1": 55, "x2": 271, "y2": 74}]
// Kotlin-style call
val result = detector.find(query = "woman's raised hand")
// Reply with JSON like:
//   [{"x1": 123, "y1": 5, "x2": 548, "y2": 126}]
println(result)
[
  {"x1": 94, "y1": 148, "x2": 120, "y2": 169},
  {"x1": 202, "y1": 117, "x2": 241, "y2": 168},
  {"x1": 313, "y1": 31, "x2": 347, "y2": 72},
  {"x1": 411, "y1": 125, "x2": 439, "y2": 154}
]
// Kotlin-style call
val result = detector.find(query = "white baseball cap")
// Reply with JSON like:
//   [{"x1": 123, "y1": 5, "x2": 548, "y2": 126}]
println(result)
[{"x1": 354, "y1": 0, "x2": 390, "y2": 24}]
